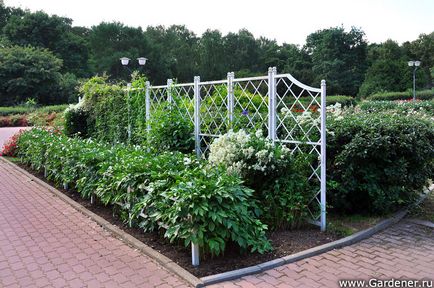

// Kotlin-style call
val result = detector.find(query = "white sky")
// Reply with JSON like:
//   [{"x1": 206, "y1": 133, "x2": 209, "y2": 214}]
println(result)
[{"x1": 4, "y1": 0, "x2": 434, "y2": 45}]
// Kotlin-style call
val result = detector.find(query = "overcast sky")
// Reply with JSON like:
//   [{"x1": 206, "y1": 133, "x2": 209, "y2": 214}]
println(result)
[{"x1": 4, "y1": 0, "x2": 434, "y2": 45}]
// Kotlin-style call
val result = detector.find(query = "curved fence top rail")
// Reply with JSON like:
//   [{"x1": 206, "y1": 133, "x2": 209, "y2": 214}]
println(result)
[
  {"x1": 146, "y1": 72, "x2": 321, "y2": 92},
  {"x1": 277, "y1": 73, "x2": 321, "y2": 93}
]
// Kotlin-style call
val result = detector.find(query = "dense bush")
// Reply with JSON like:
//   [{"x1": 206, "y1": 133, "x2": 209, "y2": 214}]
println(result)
[
  {"x1": 0, "y1": 45, "x2": 64, "y2": 105},
  {"x1": 365, "y1": 89, "x2": 434, "y2": 101},
  {"x1": 326, "y1": 95, "x2": 356, "y2": 107},
  {"x1": 327, "y1": 113, "x2": 434, "y2": 214},
  {"x1": 209, "y1": 130, "x2": 314, "y2": 229},
  {"x1": 16, "y1": 129, "x2": 271, "y2": 256},
  {"x1": 147, "y1": 103, "x2": 194, "y2": 153},
  {"x1": 0, "y1": 104, "x2": 68, "y2": 116},
  {"x1": 0, "y1": 105, "x2": 67, "y2": 127},
  {"x1": 358, "y1": 100, "x2": 433, "y2": 117},
  {"x1": 65, "y1": 76, "x2": 194, "y2": 152},
  {"x1": 63, "y1": 104, "x2": 89, "y2": 137},
  {"x1": 0, "y1": 106, "x2": 33, "y2": 116}
]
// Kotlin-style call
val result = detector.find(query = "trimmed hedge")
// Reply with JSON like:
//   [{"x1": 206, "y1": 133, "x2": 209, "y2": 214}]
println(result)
[
  {"x1": 327, "y1": 113, "x2": 434, "y2": 214},
  {"x1": 326, "y1": 95, "x2": 356, "y2": 107},
  {"x1": 16, "y1": 129, "x2": 271, "y2": 256},
  {"x1": 366, "y1": 89, "x2": 434, "y2": 101},
  {"x1": 359, "y1": 100, "x2": 434, "y2": 116},
  {"x1": 0, "y1": 104, "x2": 68, "y2": 116}
]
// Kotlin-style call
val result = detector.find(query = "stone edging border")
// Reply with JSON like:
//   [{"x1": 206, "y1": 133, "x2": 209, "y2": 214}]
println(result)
[
  {"x1": 200, "y1": 186, "x2": 433, "y2": 286},
  {"x1": 0, "y1": 157, "x2": 204, "y2": 288}
]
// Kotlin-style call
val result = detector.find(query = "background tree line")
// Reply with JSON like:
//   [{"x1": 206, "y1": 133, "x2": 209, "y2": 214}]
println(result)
[{"x1": 0, "y1": 2, "x2": 433, "y2": 105}]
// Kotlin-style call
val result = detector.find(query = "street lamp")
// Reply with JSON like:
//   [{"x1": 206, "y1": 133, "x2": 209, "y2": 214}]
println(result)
[
  {"x1": 408, "y1": 60, "x2": 421, "y2": 101},
  {"x1": 120, "y1": 57, "x2": 147, "y2": 72},
  {"x1": 119, "y1": 56, "x2": 147, "y2": 144}
]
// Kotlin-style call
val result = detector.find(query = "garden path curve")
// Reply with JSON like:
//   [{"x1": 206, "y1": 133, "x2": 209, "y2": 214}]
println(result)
[
  {"x1": 209, "y1": 221, "x2": 434, "y2": 288},
  {"x1": 0, "y1": 158, "x2": 190, "y2": 287}
]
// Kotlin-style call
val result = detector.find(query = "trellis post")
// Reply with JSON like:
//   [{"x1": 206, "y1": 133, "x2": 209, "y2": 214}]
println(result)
[
  {"x1": 192, "y1": 75, "x2": 201, "y2": 266},
  {"x1": 227, "y1": 72, "x2": 234, "y2": 128},
  {"x1": 320, "y1": 79, "x2": 327, "y2": 231},
  {"x1": 167, "y1": 79, "x2": 173, "y2": 104},
  {"x1": 267, "y1": 67, "x2": 277, "y2": 142},
  {"x1": 145, "y1": 81, "x2": 151, "y2": 135},
  {"x1": 193, "y1": 76, "x2": 201, "y2": 159},
  {"x1": 127, "y1": 83, "x2": 132, "y2": 144}
]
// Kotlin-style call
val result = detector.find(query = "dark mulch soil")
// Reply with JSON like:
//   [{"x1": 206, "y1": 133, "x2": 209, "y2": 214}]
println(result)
[{"x1": 15, "y1": 161, "x2": 341, "y2": 277}]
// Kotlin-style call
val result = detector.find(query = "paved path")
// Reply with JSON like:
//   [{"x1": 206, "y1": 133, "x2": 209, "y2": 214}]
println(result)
[
  {"x1": 0, "y1": 159, "x2": 190, "y2": 288},
  {"x1": 210, "y1": 222, "x2": 434, "y2": 288},
  {"x1": 0, "y1": 127, "x2": 30, "y2": 149}
]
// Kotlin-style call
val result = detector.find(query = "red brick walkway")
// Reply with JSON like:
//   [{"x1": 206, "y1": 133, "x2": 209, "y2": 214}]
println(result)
[
  {"x1": 0, "y1": 159, "x2": 190, "y2": 288},
  {"x1": 210, "y1": 222, "x2": 434, "y2": 288}
]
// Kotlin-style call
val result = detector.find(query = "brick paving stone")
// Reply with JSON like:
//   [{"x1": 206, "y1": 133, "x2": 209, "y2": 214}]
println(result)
[
  {"x1": 0, "y1": 159, "x2": 191, "y2": 287},
  {"x1": 210, "y1": 221, "x2": 434, "y2": 288}
]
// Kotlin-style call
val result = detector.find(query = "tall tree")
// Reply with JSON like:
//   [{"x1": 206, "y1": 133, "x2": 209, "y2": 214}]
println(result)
[
  {"x1": 198, "y1": 29, "x2": 227, "y2": 80},
  {"x1": 224, "y1": 29, "x2": 260, "y2": 75},
  {"x1": 3, "y1": 10, "x2": 90, "y2": 77},
  {"x1": 0, "y1": 45, "x2": 63, "y2": 105},
  {"x1": 305, "y1": 26, "x2": 368, "y2": 95},
  {"x1": 89, "y1": 22, "x2": 148, "y2": 80},
  {"x1": 359, "y1": 40, "x2": 426, "y2": 96}
]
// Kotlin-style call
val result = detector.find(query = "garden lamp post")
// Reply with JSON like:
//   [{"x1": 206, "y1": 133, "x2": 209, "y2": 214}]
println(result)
[
  {"x1": 408, "y1": 60, "x2": 421, "y2": 102},
  {"x1": 120, "y1": 57, "x2": 148, "y2": 143}
]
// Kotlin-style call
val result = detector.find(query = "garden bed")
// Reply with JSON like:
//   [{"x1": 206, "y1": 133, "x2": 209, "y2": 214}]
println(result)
[{"x1": 11, "y1": 158, "x2": 345, "y2": 277}]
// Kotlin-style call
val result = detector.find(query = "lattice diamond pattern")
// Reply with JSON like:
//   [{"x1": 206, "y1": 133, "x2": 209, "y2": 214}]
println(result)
[
  {"x1": 232, "y1": 79, "x2": 269, "y2": 132},
  {"x1": 145, "y1": 72, "x2": 325, "y2": 228}
]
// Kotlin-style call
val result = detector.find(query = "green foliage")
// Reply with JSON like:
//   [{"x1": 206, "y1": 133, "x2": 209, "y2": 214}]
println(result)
[
  {"x1": 326, "y1": 96, "x2": 356, "y2": 107},
  {"x1": 147, "y1": 103, "x2": 194, "y2": 153},
  {"x1": 63, "y1": 104, "x2": 89, "y2": 137},
  {"x1": 327, "y1": 113, "x2": 434, "y2": 214},
  {"x1": 209, "y1": 130, "x2": 314, "y2": 229},
  {"x1": 0, "y1": 104, "x2": 68, "y2": 116},
  {"x1": 359, "y1": 39, "x2": 431, "y2": 97},
  {"x1": 0, "y1": 45, "x2": 63, "y2": 105},
  {"x1": 365, "y1": 89, "x2": 434, "y2": 101},
  {"x1": 0, "y1": 106, "x2": 33, "y2": 116},
  {"x1": 305, "y1": 27, "x2": 368, "y2": 96},
  {"x1": 359, "y1": 100, "x2": 434, "y2": 116},
  {"x1": 3, "y1": 10, "x2": 90, "y2": 76},
  {"x1": 134, "y1": 163, "x2": 271, "y2": 256},
  {"x1": 16, "y1": 128, "x2": 271, "y2": 257}
]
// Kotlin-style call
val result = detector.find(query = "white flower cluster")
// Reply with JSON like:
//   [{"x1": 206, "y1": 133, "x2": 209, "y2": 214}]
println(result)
[
  {"x1": 209, "y1": 129, "x2": 291, "y2": 176},
  {"x1": 208, "y1": 129, "x2": 250, "y2": 168},
  {"x1": 326, "y1": 103, "x2": 344, "y2": 120}
]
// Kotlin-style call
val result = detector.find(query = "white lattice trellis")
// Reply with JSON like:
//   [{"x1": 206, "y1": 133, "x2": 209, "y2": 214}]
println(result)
[{"x1": 139, "y1": 68, "x2": 326, "y2": 232}]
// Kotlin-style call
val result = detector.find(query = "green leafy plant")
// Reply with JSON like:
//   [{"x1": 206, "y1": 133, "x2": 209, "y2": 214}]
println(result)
[
  {"x1": 209, "y1": 129, "x2": 314, "y2": 229},
  {"x1": 327, "y1": 113, "x2": 434, "y2": 214},
  {"x1": 16, "y1": 128, "x2": 271, "y2": 257}
]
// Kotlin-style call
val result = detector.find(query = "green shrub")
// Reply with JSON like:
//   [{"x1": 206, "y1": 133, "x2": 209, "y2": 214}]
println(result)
[
  {"x1": 358, "y1": 100, "x2": 434, "y2": 117},
  {"x1": 326, "y1": 95, "x2": 356, "y2": 107},
  {"x1": 366, "y1": 89, "x2": 434, "y2": 101},
  {"x1": 147, "y1": 103, "x2": 194, "y2": 153},
  {"x1": 327, "y1": 113, "x2": 434, "y2": 214},
  {"x1": 133, "y1": 163, "x2": 271, "y2": 255},
  {"x1": 63, "y1": 104, "x2": 89, "y2": 137},
  {"x1": 209, "y1": 129, "x2": 314, "y2": 229},
  {"x1": 0, "y1": 106, "x2": 33, "y2": 116},
  {"x1": 0, "y1": 104, "x2": 68, "y2": 116},
  {"x1": 16, "y1": 129, "x2": 271, "y2": 257}
]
